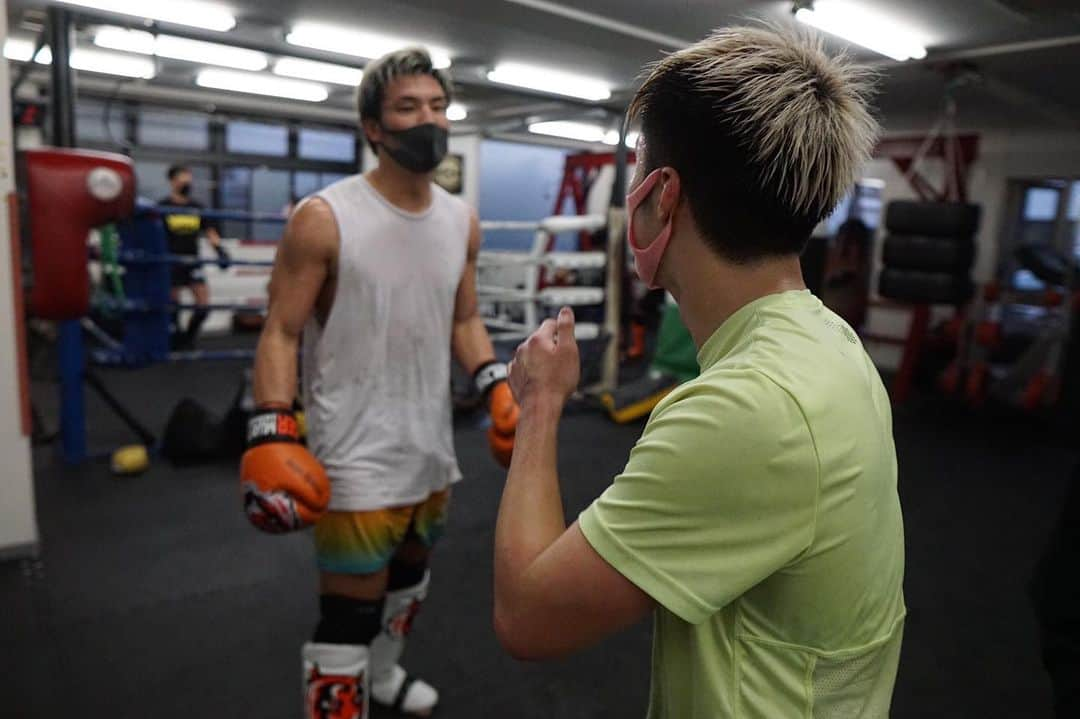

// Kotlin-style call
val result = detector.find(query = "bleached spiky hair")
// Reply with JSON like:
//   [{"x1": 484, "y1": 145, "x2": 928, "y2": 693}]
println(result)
[{"x1": 629, "y1": 25, "x2": 878, "y2": 261}]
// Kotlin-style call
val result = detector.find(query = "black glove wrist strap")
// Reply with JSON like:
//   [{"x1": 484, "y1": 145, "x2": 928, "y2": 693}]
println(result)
[
  {"x1": 473, "y1": 361, "x2": 507, "y2": 398},
  {"x1": 246, "y1": 407, "x2": 299, "y2": 447}
]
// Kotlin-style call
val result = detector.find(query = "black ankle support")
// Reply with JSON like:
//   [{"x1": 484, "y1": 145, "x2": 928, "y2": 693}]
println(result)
[
  {"x1": 313, "y1": 594, "x2": 385, "y2": 645},
  {"x1": 387, "y1": 559, "x2": 427, "y2": 591}
]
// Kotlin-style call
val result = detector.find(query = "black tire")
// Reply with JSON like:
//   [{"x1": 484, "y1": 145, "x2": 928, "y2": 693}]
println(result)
[
  {"x1": 884, "y1": 201, "x2": 981, "y2": 238},
  {"x1": 878, "y1": 269, "x2": 974, "y2": 305},
  {"x1": 883, "y1": 234, "x2": 976, "y2": 273}
]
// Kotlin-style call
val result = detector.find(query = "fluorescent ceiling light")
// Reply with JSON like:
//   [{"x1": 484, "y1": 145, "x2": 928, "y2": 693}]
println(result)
[
  {"x1": 92, "y1": 27, "x2": 155, "y2": 55},
  {"x1": 795, "y1": 2, "x2": 927, "y2": 61},
  {"x1": 447, "y1": 103, "x2": 467, "y2": 121},
  {"x1": 4, "y1": 38, "x2": 51, "y2": 63},
  {"x1": 71, "y1": 48, "x2": 156, "y2": 78},
  {"x1": 273, "y1": 57, "x2": 363, "y2": 86},
  {"x1": 529, "y1": 121, "x2": 608, "y2": 143},
  {"x1": 56, "y1": 0, "x2": 236, "y2": 32},
  {"x1": 286, "y1": 23, "x2": 452, "y2": 69},
  {"x1": 93, "y1": 27, "x2": 267, "y2": 70},
  {"x1": 197, "y1": 68, "x2": 329, "y2": 102},
  {"x1": 488, "y1": 62, "x2": 611, "y2": 101},
  {"x1": 603, "y1": 129, "x2": 639, "y2": 147}
]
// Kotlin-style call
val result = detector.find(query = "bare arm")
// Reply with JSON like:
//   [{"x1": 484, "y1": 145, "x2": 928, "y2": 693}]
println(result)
[
  {"x1": 494, "y1": 316, "x2": 654, "y2": 660},
  {"x1": 205, "y1": 225, "x2": 223, "y2": 249},
  {"x1": 451, "y1": 210, "x2": 496, "y2": 375},
  {"x1": 253, "y1": 198, "x2": 338, "y2": 407}
]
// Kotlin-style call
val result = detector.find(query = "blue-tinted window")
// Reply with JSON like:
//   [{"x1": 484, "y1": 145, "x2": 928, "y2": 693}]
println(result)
[
  {"x1": 1067, "y1": 181, "x2": 1080, "y2": 221},
  {"x1": 135, "y1": 160, "x2": 212, "y2": 206},
  {"x1": 226, "y1": 121, "x2": 288, "y2": 156},
  {"x1": 76, "y1": 101, "x2": 126, "y2": 145},
  {"x1": 299, "y1": 127, "x2": 355, "y2": 163},
  {"x1": 138, "y1": 109, "x2": 209, "y2": 150},
  {"x1": 221, "y1": 166, "x2": 252, "y2": 239},
  {"x1": 251, "y1": 168, "x2": 290, "y2": 242},
  {"x1": 320, "y1": 172, "x2": 348, "y2": 188},
  {"x1": 293, "y1": 171, "x2": 320, "y2": 200},
  {"x1": 1023, "y1": 187, "x2": 1060, "y2": 221},
  {"x1": 293, "y1": 171, "x2": 349, "y2": 201}
]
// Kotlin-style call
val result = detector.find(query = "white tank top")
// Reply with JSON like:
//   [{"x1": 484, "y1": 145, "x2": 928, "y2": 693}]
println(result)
[{"x1": 302, "y1": 175, "x2": 470, "y2": 511}]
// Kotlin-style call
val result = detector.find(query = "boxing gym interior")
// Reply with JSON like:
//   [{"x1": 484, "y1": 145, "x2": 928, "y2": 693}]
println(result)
[{"x1": 2, "y1": 0, "x2": 1079, "y2": 717}]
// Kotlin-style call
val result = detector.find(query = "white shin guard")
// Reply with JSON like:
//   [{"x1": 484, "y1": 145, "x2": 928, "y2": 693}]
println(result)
[
  {"x1": 370, "y1": 571, "x2": 438, "y2": 715},
  {"x1": 302, "y1": 642, "x2": 369, "y2": 719}
]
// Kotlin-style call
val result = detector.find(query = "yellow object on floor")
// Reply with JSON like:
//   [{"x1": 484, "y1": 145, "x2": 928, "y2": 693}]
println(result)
[
  {"x1": 111, "y1": 444, "x2": 149, "y2": 476},
  {"x1": 601, "y1": 373, "x2": 679, "y2": 424}
]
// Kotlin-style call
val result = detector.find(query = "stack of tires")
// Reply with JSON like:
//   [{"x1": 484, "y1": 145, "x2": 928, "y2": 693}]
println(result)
[{"x1": 878, "y1": 201, "x2": 981, "y2": 304}]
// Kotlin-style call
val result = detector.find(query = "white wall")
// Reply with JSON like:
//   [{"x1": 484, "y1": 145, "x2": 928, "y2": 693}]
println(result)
[
  {"x1": 0, "y1": 0, "x2": 40, "y2": 559},
  {"x1": 859, "y1": 130, "x2": 1080, "y2": 369}
]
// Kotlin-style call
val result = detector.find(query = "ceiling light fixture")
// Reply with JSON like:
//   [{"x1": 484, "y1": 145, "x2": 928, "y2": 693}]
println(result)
[
  {"x1": 273, "y1": 57, "x2": 363, "y2": 86},
  {"x1": 94, "y1": 27, "x2": 268, "y2": 70},
  {"x1": 447, "y1": 103, "x2": 467, "y2": 121},
  {"x1": 488, "y1": 62, "x2": 611, "y2": 101},
  {"x1": 70, "y1": 48, "x2": 156, "y2": 77},
  {"x1": 528, "y1": 121, "x2": 609, "y2": 143},
  {"x1": 286, "y1": 23, "x2": 453, "y2": 69},
  {"x1": 4, "y1": 38, "x2": 51, "y2": 63},
  {"x1": 794, "y1": 1, "x2": 927, "y2": 61},
  {"x1": 196, "y1": 68, "x2": 330, "y2": 102},
  {"x1": 56, "y1": 0, "x2": 236, "y2": 32},
  {"x1": 603, "y1": 129, "x2": 639, "y2": 147}
]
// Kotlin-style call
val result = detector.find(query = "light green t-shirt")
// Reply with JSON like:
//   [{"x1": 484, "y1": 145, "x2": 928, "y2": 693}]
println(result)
[{"x1": 579, "y1": 290, "x2": 905, "y2": 719}]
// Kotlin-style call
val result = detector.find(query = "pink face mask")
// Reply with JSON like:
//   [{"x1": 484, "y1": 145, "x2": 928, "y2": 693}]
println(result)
[{"x1": 626, "y1": 168, "x2": 672, "y2": 289}]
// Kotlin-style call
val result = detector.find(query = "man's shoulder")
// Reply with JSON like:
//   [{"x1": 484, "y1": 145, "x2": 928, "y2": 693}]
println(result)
[
  {"x1": 658, "y1": 365, "x2": 793, "y2": 420},
  {"x1": 430, "y1": 182, "x2": 471, "y2": 216}
]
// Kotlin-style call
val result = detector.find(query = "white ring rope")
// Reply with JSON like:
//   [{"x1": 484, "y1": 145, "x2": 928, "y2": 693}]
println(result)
[{"x1": 478, "y1": 214, "x2": 611, "y2": 342}]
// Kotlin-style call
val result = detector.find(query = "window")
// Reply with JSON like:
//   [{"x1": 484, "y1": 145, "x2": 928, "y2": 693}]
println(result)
[
  {"x1": 251, "y1": 168, "x2": 291, "y2": 242},
  {"x1": 135, "y1": 160, "x2": 212, "y2": 206},
  {"x1": 293, "y1": 171, "x2": 320, "y2": 200},
  {"x1": 299, "y1": 127, "x2": 355, "y2": 163},
  {"x1": 138, "y1": 109, "x2": 209, "y2": 150},
  {"x1": 1004, "y1": 180, "x2": 1080, "y2": 288},
  {"x1": 1067, "y1": 181, "x2": 1080, "y2": 222},
  {"x1": 1023, "y1": 187, "x2": 1059, "y2": 222},
  {"x1": 226, "y1": 121, "x2": 288, "y2": 157},
  {"x1": 293, "y1": 171, "x2": 349, "y2": 200},
  {"x1": 221, "y1": 166, "x2": 253, "y2": 240},
  {"x1": 76, "y1": 100, "x2": 126, "y2": 146}
]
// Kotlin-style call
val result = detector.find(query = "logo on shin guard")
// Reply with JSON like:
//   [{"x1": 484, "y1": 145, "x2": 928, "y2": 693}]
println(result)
[
  {"x1": 242, "y1": 484, "x2": 301, "y2": 533},
  {"x1": 385, "y1": 599, "x2": 423, "y2": 639},
  {"x1": 306, "y1": 665, "x2": 365, "y2": 719}
]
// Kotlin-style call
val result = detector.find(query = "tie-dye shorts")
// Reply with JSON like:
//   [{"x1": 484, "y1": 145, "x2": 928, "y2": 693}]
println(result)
[{"x1": 313, "y1": 489, "x2": 451, "y2": 575}]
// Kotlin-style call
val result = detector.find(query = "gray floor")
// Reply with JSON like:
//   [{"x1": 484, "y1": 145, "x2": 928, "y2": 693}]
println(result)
[{"x1": 2, "y1": 347, "x2": 1075, "y2": 718}]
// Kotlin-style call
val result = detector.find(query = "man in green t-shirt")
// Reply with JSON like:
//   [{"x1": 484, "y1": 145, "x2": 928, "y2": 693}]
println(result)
[{"x1": 492, "y1": 26, "x2": 905, "y2": 718}]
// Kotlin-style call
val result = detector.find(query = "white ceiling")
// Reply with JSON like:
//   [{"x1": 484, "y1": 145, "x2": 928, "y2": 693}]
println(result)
[{"x1": 7, "y1": 0, "x2": 1080, "y2": 136}]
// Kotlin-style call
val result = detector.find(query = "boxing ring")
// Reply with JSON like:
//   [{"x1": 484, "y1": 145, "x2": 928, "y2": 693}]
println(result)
[{"x1": 23, "y1": 148, "x2": 622, "y2": 464}]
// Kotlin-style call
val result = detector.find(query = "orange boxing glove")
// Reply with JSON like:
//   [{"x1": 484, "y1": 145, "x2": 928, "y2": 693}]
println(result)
[
  {"x1": 474, "y1": 361, "x2": 519, "y2": 468},
  {"x1": 240, "y1": 406, "x2": 330, "y2": 533}
]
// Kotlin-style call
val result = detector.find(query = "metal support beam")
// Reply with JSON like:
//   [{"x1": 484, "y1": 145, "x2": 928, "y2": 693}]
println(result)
[
  {"x1": 601, "y1": 113, "x2": 630, "y2": 392},
  {"x1": 47, "y1": 5, "x2": 75, "y2": 147}
]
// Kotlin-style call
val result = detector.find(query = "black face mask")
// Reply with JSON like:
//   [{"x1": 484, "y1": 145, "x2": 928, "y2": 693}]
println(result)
[
  {"x1": 177, "y1": 183, "x2": 192, "y2": 197},
  {"x1": 381, "y1": 123, "x2": 448, "y2": 173}
]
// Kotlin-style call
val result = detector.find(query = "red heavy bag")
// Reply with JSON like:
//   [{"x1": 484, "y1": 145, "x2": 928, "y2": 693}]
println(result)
[{"x1": 25, "y1": 148, "x2": 135, "y2": 320}]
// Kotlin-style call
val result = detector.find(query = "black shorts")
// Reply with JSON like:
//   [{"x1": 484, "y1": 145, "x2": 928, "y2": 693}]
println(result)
[{"x1": 170, "y1": 263, "x2": 207, "y2": 288}]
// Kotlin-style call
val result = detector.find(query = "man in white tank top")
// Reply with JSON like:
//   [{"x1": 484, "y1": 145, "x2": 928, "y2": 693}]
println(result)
[{"x1": 238, "y1": 48, "x2": 519, "y2": 718}]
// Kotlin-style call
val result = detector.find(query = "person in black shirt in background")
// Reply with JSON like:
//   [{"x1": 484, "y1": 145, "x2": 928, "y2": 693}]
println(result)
[{"x1": 159, "y1": 164, "x2": 230, "y2": 349}]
